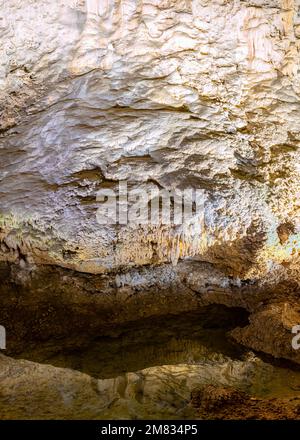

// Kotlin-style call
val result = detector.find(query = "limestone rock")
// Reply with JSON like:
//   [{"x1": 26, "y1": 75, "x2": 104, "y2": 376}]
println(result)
[{"x1": 1, "y1": 1, "x2": 300, "y2": 365}]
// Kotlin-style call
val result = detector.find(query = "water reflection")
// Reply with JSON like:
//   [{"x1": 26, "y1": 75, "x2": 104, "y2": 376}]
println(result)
[{"x1": 17, "y1": 305, "x2": 300, "y2": 404}]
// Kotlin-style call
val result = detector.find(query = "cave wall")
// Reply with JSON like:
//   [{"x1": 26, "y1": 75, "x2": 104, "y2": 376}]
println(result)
[{"x1": 1, "y1": 1, "x2": 300, "y2": 360}]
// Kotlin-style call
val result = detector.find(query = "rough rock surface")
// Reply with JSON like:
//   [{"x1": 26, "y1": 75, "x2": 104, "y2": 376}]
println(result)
[
  {"x1": 191, "y1": 384, "x2": 300, "y2": 419},
  {"x1": 1, "y1": 350, "x2": 300, "y2": 420},
  {"x1": 1, "y1": 0, "x2": 300, "y2": 372}
]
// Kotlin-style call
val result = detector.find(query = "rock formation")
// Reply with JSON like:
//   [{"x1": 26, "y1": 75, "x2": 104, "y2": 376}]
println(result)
[{"x1": 1, "y1": 0, "x2": 300, "y2": 419}]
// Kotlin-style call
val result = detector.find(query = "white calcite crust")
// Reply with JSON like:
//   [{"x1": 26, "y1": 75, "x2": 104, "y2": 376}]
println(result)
[{"x1": 0, "y1": 0, "x2": 300, "y2": 285}]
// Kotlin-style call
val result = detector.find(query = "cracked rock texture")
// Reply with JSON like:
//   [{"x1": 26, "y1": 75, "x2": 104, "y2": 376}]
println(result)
[{"x1": 1, "y1": 0, "x2": 300, "y2": 365}]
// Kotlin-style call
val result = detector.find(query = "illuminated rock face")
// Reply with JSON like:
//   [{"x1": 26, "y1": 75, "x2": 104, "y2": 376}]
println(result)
[{"x1": 1, "y1": 1, "x2": 300, "y2": 361}]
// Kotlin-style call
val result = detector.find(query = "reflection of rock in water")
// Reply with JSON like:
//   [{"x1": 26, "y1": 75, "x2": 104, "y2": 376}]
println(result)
[
  {"x1": 15, "y1": 306, "x2": 248, "y2": 378},
  {"x1": 1, "y1": 353, "x2": 300, "y2": 420},
  {"x1": 1, "y1": 306, "x2": 300, "y2": 419}
]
